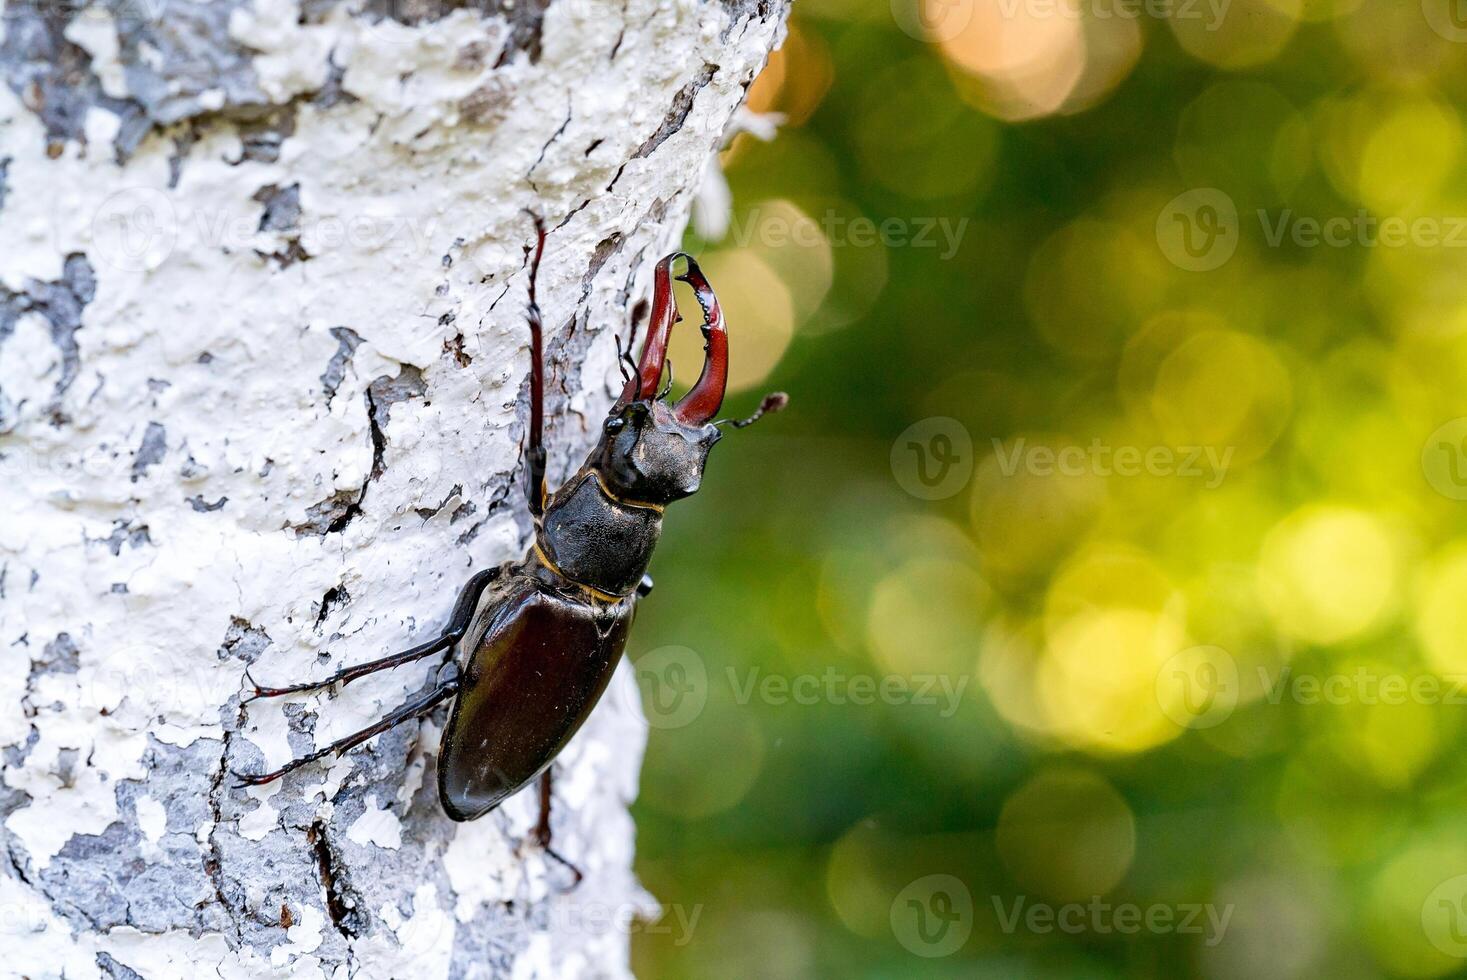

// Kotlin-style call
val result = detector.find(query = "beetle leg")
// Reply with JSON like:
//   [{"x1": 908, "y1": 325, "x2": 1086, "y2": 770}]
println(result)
[
  {"x1": 243, "y1": 567, "x2": 498, "y2": 703},
  {"x1": 524, "y1": 214, "x2": 549, "y2": 519},
  {"x1": 232, "y1": 677, "x2": 460, "y2": 787},
  {"x1": 532, "y1": 769, "x2": 554, "y2": 848},
  {"x1": 531, "y1": 767, "x2": 584, "y2": 888}
]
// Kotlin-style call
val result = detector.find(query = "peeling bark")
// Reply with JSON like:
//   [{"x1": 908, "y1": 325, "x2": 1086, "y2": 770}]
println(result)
[{"x1": 0, "y1": 0, "x2": 788, "y2": 976}]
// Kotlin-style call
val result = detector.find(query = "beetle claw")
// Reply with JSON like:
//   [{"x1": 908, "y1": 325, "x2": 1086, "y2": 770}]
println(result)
[
  {"x1": 241, "y1": 667, "x2": 267, "y2": 704},
  {"x1": 229, "y1": 768, "x2": 271, "y2": 789}
]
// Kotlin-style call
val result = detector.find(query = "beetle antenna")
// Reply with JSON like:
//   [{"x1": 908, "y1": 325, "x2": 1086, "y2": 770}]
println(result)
[
  {"x1": 716, "y1": 391, "x2": 788, "y2": 429},
  {"x1": 613, "y1": 335, "x2": 634, "y2": 385},
  {"x1": 658, "y1": 358, "x2": 675, "y2": 400}
]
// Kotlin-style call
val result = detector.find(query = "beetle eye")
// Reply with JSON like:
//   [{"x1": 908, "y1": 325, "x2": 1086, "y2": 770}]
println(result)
[{"x1": 604, "y1": 417, "x2": 625, "y2": 434}]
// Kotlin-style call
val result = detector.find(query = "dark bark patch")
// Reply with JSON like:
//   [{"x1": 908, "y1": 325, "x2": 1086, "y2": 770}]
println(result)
[
  {"x1": 320, "y1": 326, "x2": 362, "y2": 402},
  {"x1": 131, "y1": 421, "x2": 167, "y2": 480}
]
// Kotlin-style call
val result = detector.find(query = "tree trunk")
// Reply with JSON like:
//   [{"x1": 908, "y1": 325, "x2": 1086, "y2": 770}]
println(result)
[{"x1": 0, "y1": 1, "x2": 786, "y2": 976}]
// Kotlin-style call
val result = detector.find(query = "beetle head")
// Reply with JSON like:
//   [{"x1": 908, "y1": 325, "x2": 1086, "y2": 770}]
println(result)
[
  {"x1": 595, "y1": 252, "x2": 785, "y2": 506},
  {"x1": 591, "y1": 253, "x2": 729, "y2": 505},
  {"x1": 593, "y1": 398, "x2": 721, "y2": 505}
]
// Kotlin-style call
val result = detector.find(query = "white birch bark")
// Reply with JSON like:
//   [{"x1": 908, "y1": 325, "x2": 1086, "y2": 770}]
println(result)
[{"x1": 0, "y1": 0, "x2": 786, "y2": 975}]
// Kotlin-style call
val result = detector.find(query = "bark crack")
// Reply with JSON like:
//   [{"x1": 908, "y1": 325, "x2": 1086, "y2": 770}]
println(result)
[{"x1": 308, "y1": 818, "x2": 362, "y2": 939}]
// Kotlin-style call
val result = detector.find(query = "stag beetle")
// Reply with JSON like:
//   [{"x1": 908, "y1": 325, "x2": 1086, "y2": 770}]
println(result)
[{"x1": 236, "y1": 220, "x2": 785, "y2": 869}]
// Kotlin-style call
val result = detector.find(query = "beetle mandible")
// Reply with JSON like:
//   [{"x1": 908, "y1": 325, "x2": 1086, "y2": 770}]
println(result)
[{"x1": 236, "y1": 220, "x2": 785, "y2": 868}]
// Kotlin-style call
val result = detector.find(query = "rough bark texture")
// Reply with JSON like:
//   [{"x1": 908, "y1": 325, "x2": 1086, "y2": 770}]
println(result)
[{"x1": 0, "y1": 0, "x2": 786, "y2": 975}]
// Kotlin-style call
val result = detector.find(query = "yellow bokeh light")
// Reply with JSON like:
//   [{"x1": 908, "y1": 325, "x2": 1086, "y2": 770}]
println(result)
[
  {"x1": 1363, "y1": 842, "x2": 1467, "y2": 978},
  {"x1": 1343, "y1": 693, "x2": 1439, "y2": 790},
  {"x1": 743, "y1": 20, "x2": 833, "y2": 130},
  {"x1": 1413, "y1": 544, "x2": 1467, "y2": 675},
  {"x1": 1168, "y1": 0, "x2": 1302, "y2": 69},
  {"x1": 1025, "y1": 219, "x2": 1167, "y2": 360},
  {"x1": 935, "y1": 0, "x2": 1086, "y2": 122},
  {"x1": 1038, "y1": 607, "x2": 1189, "y2": 754},
  {"x1": 866, "y1": 558, "x2": 989, "y2": 679},
  {"x1": 1257, "y1": 505, "x2": 1402, "y2": 645},
  {"x1": 854, "y1": 58, "x2": 1001, "y2": 200},
  {"x1": 970, "y1": 439, "x2": 1105, "y2": 582},
  {"x1": 996, "y1": 767, "x2": 1136, "y2": 901},
  {"x1": 1150, "y1": 329, "x2": 1293, "y2": 466},
  {"x1": 977, "y1": 613, "x2": 1052, "y2": 739},
  {"x1": 1044, "y1": 545, "x2": 1184, "y2": 641},
  {"x1": 824, "y1": 821, "x2": 906, "y2": 939},
  {"x1": 669, "y1": 249, "x2": 794, "y2": 395},
  {"x1": 733, "y1": 199, "x2": 833, "y2": 325},
  {"x1": 1356, "y1": 97, "x2": 1462, "y2": 215},
  {"x1": 1335, "y1": 0, "x2": 1458, "y2": 82},
  {"x1": 1119, "y1": 309, "x2": 1227, "y2": 430}
]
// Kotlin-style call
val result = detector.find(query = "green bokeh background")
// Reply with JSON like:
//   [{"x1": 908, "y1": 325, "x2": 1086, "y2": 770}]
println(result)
[{"x1": 629, "y1": 3, "x2": 1467, "y2": 976}]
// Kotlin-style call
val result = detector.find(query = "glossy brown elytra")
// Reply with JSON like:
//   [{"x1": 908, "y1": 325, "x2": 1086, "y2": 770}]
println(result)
[{"x1": 235, "y1": 219, "x2": 786, "y2": 873}]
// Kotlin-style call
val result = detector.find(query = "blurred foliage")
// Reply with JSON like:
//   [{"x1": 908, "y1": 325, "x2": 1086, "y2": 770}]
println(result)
[{"x1": 628, "y1": 2, "x2": 1467, "y2": 976}]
